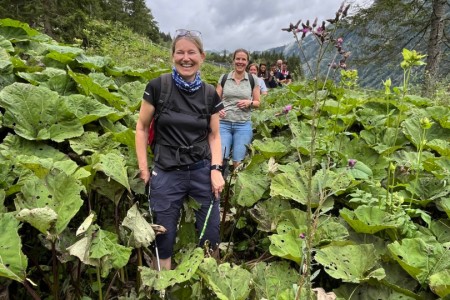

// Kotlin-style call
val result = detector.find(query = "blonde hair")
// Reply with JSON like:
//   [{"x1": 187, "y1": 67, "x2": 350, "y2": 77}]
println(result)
[{"x1": 171, "y1": 35, "x2": 204, "y2": 55}]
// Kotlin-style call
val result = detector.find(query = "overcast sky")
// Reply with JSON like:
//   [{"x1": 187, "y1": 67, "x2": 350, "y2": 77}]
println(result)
[{"x1": 146, "y1": 0, "x2": 374, "y2": 52}]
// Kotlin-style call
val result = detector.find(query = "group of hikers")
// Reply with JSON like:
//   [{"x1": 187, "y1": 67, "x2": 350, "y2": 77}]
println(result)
[{"x1": 135, "y1": 29, "x2": 291, "y2": 270}]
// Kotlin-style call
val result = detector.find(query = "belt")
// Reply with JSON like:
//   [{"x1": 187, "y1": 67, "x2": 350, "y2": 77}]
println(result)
[{"x1": 172, "y1": 160, "x2": 207, "y2": 171}]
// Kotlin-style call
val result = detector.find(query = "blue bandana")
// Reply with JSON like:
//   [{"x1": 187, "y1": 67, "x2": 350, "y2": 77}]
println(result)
[{"x1": 172, "y1": 67, "x2": 203, "y2": 93}]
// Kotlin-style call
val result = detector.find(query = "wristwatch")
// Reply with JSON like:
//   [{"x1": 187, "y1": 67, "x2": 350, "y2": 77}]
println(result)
[{"x1": 210, "y1": 164, "x2": 223, "y2": 172}]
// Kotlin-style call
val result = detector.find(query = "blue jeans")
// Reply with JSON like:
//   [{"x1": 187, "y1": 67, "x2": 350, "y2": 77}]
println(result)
[{"x1": 219, "y1": 120, "x2": 253, "y2": 162}]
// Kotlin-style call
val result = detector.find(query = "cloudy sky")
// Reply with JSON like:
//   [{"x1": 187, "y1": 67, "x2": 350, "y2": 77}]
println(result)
[{"x1": 146, "y1": 0, "x2": 373, "y2": 52}]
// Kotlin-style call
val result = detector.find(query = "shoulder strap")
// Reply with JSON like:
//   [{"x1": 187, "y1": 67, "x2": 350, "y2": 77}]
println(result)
[
  {"x1": 203, "y1": 82, "x2": 216, "y2": 132},
  {"x1": 221, "y1": 72, "x2": 255, "y2": 93},
  {"x1": 248, "y1": 73, "x2": 255, "y2": 91},
  {"x1": 155, "y1": 73, "x2": 173, "y2": 120},
  {"x1": 220, "y1": 73, "x2": 228, "y2": 88}
]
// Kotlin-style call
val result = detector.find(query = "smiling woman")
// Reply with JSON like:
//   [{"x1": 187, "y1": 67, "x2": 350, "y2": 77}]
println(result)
[
  {"x1": 135, "y1": 29, "x2": 225, "y2": 271},
  {"x1": 215, "y1": 48, "x2": 261, "y2": 168}
]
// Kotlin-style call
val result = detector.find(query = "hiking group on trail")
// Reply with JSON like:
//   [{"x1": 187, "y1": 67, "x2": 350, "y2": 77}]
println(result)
[{"x1": 135, "y1": 29, "x2": 291, "y2": 270}]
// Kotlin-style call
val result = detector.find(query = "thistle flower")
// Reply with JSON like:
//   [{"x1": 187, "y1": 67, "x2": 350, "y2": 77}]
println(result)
[
  {"x1": 299, "y1": 233, "x2": 306, "y2": 239},
  {"x1": 283, "y1": 104, "x2": 293, "y2": 114},
  {"x1": 348, "y1": 159, "x2": 357, "y2": 168}
]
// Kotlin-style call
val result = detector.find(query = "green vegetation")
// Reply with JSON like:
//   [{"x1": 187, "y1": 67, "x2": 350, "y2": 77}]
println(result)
[{"x1": 1, "y1": 17, "x2": 449, "y2": 300}]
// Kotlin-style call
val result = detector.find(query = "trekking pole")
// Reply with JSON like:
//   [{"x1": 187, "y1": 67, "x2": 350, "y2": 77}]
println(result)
[
  {"x1": 146, "y1": 181, "x2": 161, "y2": 272},
  {"x1": 199, "y1": 149, "x2": 227, "y2": 244}
]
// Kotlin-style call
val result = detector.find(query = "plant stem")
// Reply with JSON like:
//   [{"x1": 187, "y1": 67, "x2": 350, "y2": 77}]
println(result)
[
  {"x1": 51, "y1": 241, "x2": 59, "y2": 300},
  {"x1": 96, "y1": 266, "x2": 103, "y2": 300}
]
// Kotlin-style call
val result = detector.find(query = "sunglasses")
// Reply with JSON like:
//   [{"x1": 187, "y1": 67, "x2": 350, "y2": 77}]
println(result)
[{"x1": 175, "y1": 29, "x2": 202, "y2": 38}]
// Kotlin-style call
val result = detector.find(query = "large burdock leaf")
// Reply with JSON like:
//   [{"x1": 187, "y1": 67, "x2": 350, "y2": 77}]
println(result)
[
  {"x1": 64, "y1": 94, "x2": 117, "y2": 125},
  {"x1": 122, "y1": 203, "x2": 155, "y2": 248},
  {"x1": 340, "y1": 206, "x2": 404, "y2": 234},
  {"x1": 388, "y1": 238, "x2": 450, "y2": 285},
  {"x1": 248, "y1": 197, "x2": 292, "y2": 232},
  {"x1": 90, "y1": 228, "x2": 132, "y2": 277},
  {"x1": 252, "y1": 138, "x2": 289, "y2": 158},
  {"x1": 251, "y1": 261, "x2": 300, "y2": 300},
  {"x1": 68, "y1": 68, "x2": 126, "y2": 110},
  {"x1": 233, "y1": 168, "x2": 269, "y2": 207},
  {"x1": 15, "y1": 207, "x2": 58, "y2": 234},
  {"x1": 269, "y1": 230, "x2": 304, "y2": 264},
  {"x1": 0, "y1": 213, "x2": 27, "y2": 282},
  {"x1": 118, "y1": 81, "x2": 147, "y2": 112},
  {"x1": 140, "y1": 247, "x2": 204, "y2": 290},
  {"x1": 271, "y1": 167, "x2": 309, "y2": 205},
  {"x1": 15, "y1": 169, "x2": 84, "y2": 235},
  {"x1": 92, "y1": 152, "x2": 131, "y2": 192},
  {"x1": 0, "y1": 83, "x2": 84, "y2": 142},
  {"x1": 315, "y1": 244, "x2": 385, "y2": 283},
  {"x1": 429, "y1": 269, "x2": 450, "y2": 298},
  {"x1": 69, "y1": 132, "x2": 120, "y2": 155},
  {"x1": 197, "y1": 257, "x2": 252, "y2": 300}
]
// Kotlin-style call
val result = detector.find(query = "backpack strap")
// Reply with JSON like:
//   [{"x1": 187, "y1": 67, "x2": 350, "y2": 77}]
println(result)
[
  {"x1": 221, "y1": 72, "x2": 255, "y2": 92},
  {"x1": 203, "y1": 82, "x2": 216, "y2": 132},
  {"x1": 220, "y1": 73, "x2": 228, "y2": 88},
  {"x1": 154, "y1": 73, "x2": 173, "y2": 120}
]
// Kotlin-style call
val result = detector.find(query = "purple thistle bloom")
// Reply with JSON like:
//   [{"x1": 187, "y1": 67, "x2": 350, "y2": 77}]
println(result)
[
  {"x1": 283, "y1": 104, "x2": 293, "y2": 114},
  {"x1": 299, "y1": 233, "x2": 306, "y2": 239},
  {"x1": 348, "y1": 159, "x2": 357, "y2": 168}
]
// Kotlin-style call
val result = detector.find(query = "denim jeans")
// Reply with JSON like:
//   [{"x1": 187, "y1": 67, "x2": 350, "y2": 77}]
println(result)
[{"x1": 219, "y1": 120, "x2": 253, "y2": 162}]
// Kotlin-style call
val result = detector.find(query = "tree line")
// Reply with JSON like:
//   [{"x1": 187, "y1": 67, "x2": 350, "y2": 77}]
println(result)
[{"x1": 0, "y1": 0, "x2": 163, "y2": 44}]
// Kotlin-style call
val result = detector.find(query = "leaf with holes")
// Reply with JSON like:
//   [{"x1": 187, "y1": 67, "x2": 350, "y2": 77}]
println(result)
[
  {"x1": 140, "y1": 246, "x2": 204, "y2": 290},
  {"x1": 315, "y1": 244, "x2": 385, "y2": 283}
]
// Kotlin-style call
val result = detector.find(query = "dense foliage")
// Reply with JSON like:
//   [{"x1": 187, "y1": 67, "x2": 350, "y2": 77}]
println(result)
[
  {"x1": 0, "y1": 0, "x2": 160, "y2": 43},
  {"x1": 0, "y1": 18, "x2": 449, "y2": 300}
]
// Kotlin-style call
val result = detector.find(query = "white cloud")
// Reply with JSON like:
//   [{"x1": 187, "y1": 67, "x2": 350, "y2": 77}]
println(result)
[{"x1": 146, "y1": 0, "x2": 373, "y2": 52}]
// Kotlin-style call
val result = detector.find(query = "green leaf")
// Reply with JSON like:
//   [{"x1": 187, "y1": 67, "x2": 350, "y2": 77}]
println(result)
[
  {"x1": 122, "y1": 203, "x2": 155, "y2": 248},
  {"x1": 429, "y1": 269, "x2": 450, "y2": 298},
  {"x1": 269, "y1": 230, "x2": 304, "y2": 264},
  {"x1": 340, "y1": 206, "x2": 404, "y2": 234},
  {"x1": 0, "y1": 213, "x2": 28, "y2": 282},
  {"x1": 315, "y1": 244, "x2": 385, "y2": 283},
  {"x1": 252, "y1": 138, "x2": 289, "y2": 158},
  {"x1": 346, "y1": 160, "x2": 373, "y2": 180},
  {"x1": 92, "y1": 152, "x2": 131, "y2": 192},
  {"x1": 64, "y1": 94, "x2": 117, "y2": 125},
  {"x1": 118, "y1": 81, "x2": 147, "y2": 112},
  {"x1": 251, "y1": 261, "x2": 300, "y2": 300},
  {"x1": 198, "y1": 257, "x2": 252, "y2": 300},
  {"x1": 76, "y1": 54, "x2": 112, "y2": 71},
  {"x1": 140, "y1": 247, "x2": 204, "y2": 290},
  {"x1": 67, "y1": 235, "x2": 98, "y2": 267},
  {"x1": 248, "y1": 197, "x2": 292, "y2": 232},
  {"x1": 68, "y1": 68, "x2": 126, "y2": 110},
  {"x1": 90, "y1": 228, "x2": 132, "y2": 275},
  {"x1": 233, "y1": 168, "x2": 269, "y2": 207},
  {"x1": 0, "y1": 83, "x2": 84, "y2": 142},
  {"x1": 270, "y1": 167, "x2": 309, "y2": 205},
  {"x1": 15, "y1": 207, "x2": 58, "y2": 234},
  {"x1": 388, "y1": 238, "x2": 450, "y2": 284},
  {"x1": 69, "y1": 132, "x2": 120, "y2": 155},
  {"x1": 0, "y1": 35, "x2": 14, "y2": 52},
  {"x1": 16, "y1": 169, "x2": 84, "y2": 234}
]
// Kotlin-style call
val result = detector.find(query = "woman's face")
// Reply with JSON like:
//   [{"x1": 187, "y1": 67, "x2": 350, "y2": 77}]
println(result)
[
  {"x1": 260, "y1": 65, "x2": 266, "y2": 72},
  {"x1": 248, "y1": 65, "x2": 258, "y2": 75},
  {"x1": 233, "y1": 51, "x2": 248, "y2": 73},
  {"x1": 172, "y1": 38, "x2": 205, "y2": 82}
]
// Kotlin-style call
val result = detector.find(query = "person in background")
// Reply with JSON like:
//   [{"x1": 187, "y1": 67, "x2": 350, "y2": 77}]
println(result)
[
  {"x1": 248, "y1": 63, "x2": 268, "y2": 95},
  {"x1": 276, "y1": 59, "x2": 283, "y2": 72},
  {"x1": 258, "y1": 63, "x2": 269, "y2": 85},
  {"x1": 135, "y1": 29, "x2": 225, "y2": 270},
  {"x1": 276, "y1": 62, "x2": 292, "y2": 85},
  {"x1": 216, "y1": 48, "x2": 260, "y2": 168},
  {"x1": 266, "y1": 64, "x2": 280, "y2": 88}
]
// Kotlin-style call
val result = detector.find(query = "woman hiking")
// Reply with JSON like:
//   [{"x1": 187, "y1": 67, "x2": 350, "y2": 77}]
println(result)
[{"x1": 135, "y1": 29, "x2": 225, "y2": 270}]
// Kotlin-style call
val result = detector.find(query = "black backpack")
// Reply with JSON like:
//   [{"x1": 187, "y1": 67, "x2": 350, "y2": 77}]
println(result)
[
  {"x1": 220, "y1": 72, "x2": 255, "y2": 92},
  {"x1": 147, "y1": 73, "x2": 216, "y2": 150}
]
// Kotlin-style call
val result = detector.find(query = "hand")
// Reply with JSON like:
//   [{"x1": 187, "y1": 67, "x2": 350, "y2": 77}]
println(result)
[
  {"x1": 211, "y1": 170, "x2": 225, "y2": 199},
  {"x1": 139, "y1": 169, "x2": 151, "y2": 184},
  {"x1": 237, "y1": 99, "x2": 252, "y2": 110},
  {"x1": 219, "y1": 109, "x2": 226, "y2": 118}
]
